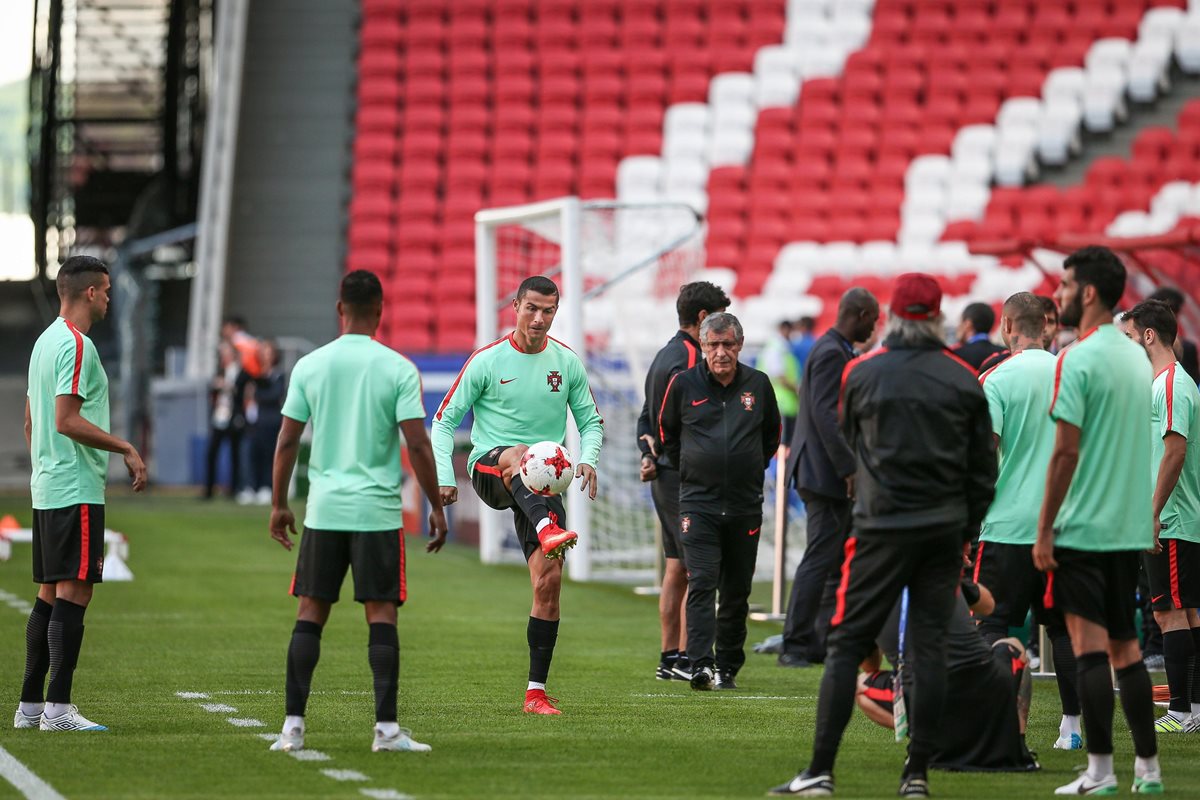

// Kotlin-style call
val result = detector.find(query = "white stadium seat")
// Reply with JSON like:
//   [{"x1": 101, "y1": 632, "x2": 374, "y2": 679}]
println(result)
[{"x1": 1177, "y1": 17, "x2": 1200, "y2": 73}]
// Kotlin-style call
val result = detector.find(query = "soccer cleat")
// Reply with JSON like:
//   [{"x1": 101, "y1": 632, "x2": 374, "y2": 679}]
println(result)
[
  {"x1": 767, "y1": 770, "x2": 835, "y2": 797},
  {"x1": 690, "y1": 666, "x2": 715, "y2": 691},
  {"x1": 1053, "y1": 732, "x2": 1083, "y2": 750},
  {"x1": 1131, "y1": 774, "x2": 1164, "y2": 794},
  {"x1": 671, "y1": 656, "x2": 693, "y2": 681},
  {"x1": 1184, "y1": 714, "x2": 1200, "y2": 733},
  {"x1": 898, "y1": 774, "x2": 930, "y2": 798},
  {"x1": 13, "y1": 708, "x2": 41, "y2": 729},
  {"x1": 656, "y1": 662, "x2": 675, "y2": 680},
  {"x1": 372, "y1": 727, "x2": 431, "y2": 753},
  {"x1": 38, "y1": 705, "x2": 107, "y2": 732},
  {"x1": 1153, "y1": 713, "x2": 1186, "y2": 733},
  {"x1": 269, "y1": 726, "x2": 304, "y2": 752},
  {"x1": 715, "y1": 669, "x2": 738, "y2": 690},
  {"x1": 1054, "y1": 773, "x2": 1118, "y2": 795},
  {"x1": 537, "y1": 522, "x2": 578, "y2": 560},
  {"x1": 523, "y1": 689, "x2": 561, "y2": 715}
]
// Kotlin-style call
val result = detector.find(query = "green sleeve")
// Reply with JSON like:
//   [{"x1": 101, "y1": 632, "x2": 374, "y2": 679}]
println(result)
[
  {"x1": 1049, "y1": 352, "x2": 1084, "y2": 428},
  {"x1": 432, "y1": 356, "x2": 485, "y2": 486},
  {"x1": 54, "y1": 338, "x2": 81, "y2": 397},
  {"x1": 567, "y1": 354, "x2": 604, "y2": 468},
  {"x1": 281, "y1": 362, "x2": 311, "y2": 423},
  {"x1": 1165, "y1": 373, "x2": 1193, "y2": 441},
  {"x1": 983, "y1": 375, "x2": 1004, "y2": 438},
  {"x1": 395, "y1": 362, "x2": 425, "y2": 423}
]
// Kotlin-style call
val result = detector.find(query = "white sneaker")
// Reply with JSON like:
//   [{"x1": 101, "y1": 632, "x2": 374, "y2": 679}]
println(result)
[
  {"x1": 371, "y1": 726, "x2": 431, "y2": 753},
  {"x1": 269, "y1": 726, "x2": 304, "y2": 752},
  {"x1": 1053, "y1": 732, "x2": 1083, "y2": 750},
  {"x1": 1054, "y1": 772, "x2": 1118, "y2": 795},
  {"x1": 13, "y1": 707, "x2": 42, "y2": 729},
  {"x1": 39, "y1": 705, "x2": 107, "y2": 731},
  {"x1": 1183, "y1": 714, "x2": 1200, "y2": 733},
  {"x1": 255, "y1": 487, "x2": 272, "y2": 505},
  {"x1": 236, "y1": 488, "x2": 255, "y2": 505}
]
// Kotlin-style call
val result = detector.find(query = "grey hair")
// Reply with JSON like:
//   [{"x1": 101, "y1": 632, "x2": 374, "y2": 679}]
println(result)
[
  {"x1": 700, "y1": 312, "x2": 744, "y2": 344},
  {"x1": 883, "y1": 313, "x2": 945, "y2": 347}
]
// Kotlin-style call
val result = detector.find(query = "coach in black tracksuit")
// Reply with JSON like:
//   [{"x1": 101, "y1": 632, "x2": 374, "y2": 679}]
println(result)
[
  {"x1": 770, "y1": 273, "x2": 996, "y2": 799},
  {"x1": 659, "y1": 312, "x2": 781, "y2": 692}
]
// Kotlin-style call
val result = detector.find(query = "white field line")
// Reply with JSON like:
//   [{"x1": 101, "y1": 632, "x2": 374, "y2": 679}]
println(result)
[
  {"x1": 289, "y1": 750, "x2": 331, "y2": 762},
  {"x1": 361, "y1": 790, "x2": 415, "y2": 800},
  {"x1": 226, "y1": 718, "x2": 265, "y2": 727},
  {"x1": 632, "y1": 693, "x2": 813, "y2": 700},
  {"x1": 199, "y1": 703, "x2": 237, "y2": 713},
  {"x1": 322, "y1": 769, "x2": 370, "y2": 782},
  {"x1": 256, "y1": 733, "x2": 278, "y2": 741},
  {"x1": 175, "y1": 691, "x2": 209, "y2": 699},
  {"x1": 0, "y1": 745, "x2": 67, "y2": 800},
  {"x1": 206, "y1": 689, "x2": 371, "y2": 696}
]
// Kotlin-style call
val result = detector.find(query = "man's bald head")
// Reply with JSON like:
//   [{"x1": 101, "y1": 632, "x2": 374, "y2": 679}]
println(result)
[
  {"x1": 836, "y1": 287, "x2": 880, "y2": 343},
  {"x1": 1002, "y1": 292, "x2": 1047, "y2": 340}
]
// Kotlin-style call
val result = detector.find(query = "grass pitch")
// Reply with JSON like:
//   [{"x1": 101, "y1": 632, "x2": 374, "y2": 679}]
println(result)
[{"x1": 0, "y1": 494, "x2": 1195, "y2": 799}]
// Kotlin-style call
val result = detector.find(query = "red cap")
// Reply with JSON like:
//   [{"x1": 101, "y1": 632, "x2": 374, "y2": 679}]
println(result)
[{"x1": 891, "y1": 273, "x2": 943, "y2": 320}]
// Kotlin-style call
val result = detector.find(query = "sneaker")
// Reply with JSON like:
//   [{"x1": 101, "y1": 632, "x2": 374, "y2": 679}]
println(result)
[
  {"x1": 898, "y1": 774, "x2": 929, "y2": 798},
  {"x1": 778, "y1": 653, "x2": 814, "y2": 668},
  {"x1": 1054, "y1": 773, "x2": 1118, "y2": 795},
  {"x1": 39, "y1": 705, "x2": 107, "y2": 732},
  {"x1": 1184, "y1": 714, "x2": 1200, "y2": 733},
  {"x1": 656, "y1": 662, "x2": 675, "y2": 680},
  {"x1": 523, "y1": 689, "x2": 561, "y2": 715},
  {"x1": 1143, "y1": 654, "x2": 1165, "y2": 671},
  {"x1": 768, "y1": 770, "x2": 835, "y2": 797},
  {"x1": 537, "y1": 522, "x2": 578, "y2": 559},
  {"x1": 1154, "y1": 713, "x2": 1187, "y2": 733},
  {"x1": 235, "y1": 488, "x2": 256, "y2": 505},
  {"x1": 671, "y1": 658, "x2": 693, "y2": 681},
  {"x1": 372, "y1": 726, "x2": 431, "y2": 753},
  {"x1": 13, "y1": 707, "x2": 41, "y2": 729},
  {"x1": 715, "y1": 669, "x2": 737, "y2": 690},
  {"x1": 269, "y1": 726, "x2": 304, "y2": 752},
  {"x1": 690, "y1": 665, "x2": 715, "y2": 691},
  {"x1": 1131, "y1": 774, "x2": 1164, "y2": 794},
  {"x1": 1053, "y1": 732, "x2": 1083, "y2": 750},
  {"x1": 255, "y1": 487, "x2": 272, "y2": 505}
]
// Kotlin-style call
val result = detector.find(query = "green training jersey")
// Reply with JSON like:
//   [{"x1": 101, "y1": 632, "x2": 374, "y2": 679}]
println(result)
[
  {"x1": 979, "y1": 349, "x2": 1056, "y2": 545},
  {"x1": 281, "y1": 334, "x2": 424, "y2": 531},
  {"x1": 431, "y1": 333, "x2": 604, "y2": 486},
  {"x1": 1049, "y1": 324, "x2": 1153, "y2": 551},
  {"x1": 1152, "y1": 362, "x2": 1200, "y2": 542},
  {"x1": 28, "y1": 317, "x2": 111, "y2": 509}
]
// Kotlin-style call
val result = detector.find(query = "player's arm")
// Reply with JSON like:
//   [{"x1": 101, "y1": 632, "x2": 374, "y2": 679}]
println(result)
[
  {"x1": 837, "y1": 359, "x2": 861, "y2": 496},
  {"x1": 24, "y1": 397, "x2": 31, "y2": 451},
  {"x1": 269, "y1": 415, "x2": 305, "y2": 550},
  {"x1": 430, "y1": 356, "x2": 486, "y2": 506},
  {"x1": 567, "y1": 356, "x2": 604, "y2": 499},
  {"x1": 1152, "y1": 433, "x2": 1187, "y2": 552},
  {"x1": 963, "y1": 392, "x2": 997, "y2": 540},
  {"x1": 399, "y1": 418, "x2": 449, "y2": 553},
  {"x1": 811, "y1": 350, "x2": 856, "y2": 480},
  {"x1": 636, "y1": 400, "x2": 658, "y2": 482},
  {"x1": 55, "y1": 394, "x2": 147, "y2": 491},
  {"x1": 761, "y1": 377, "x2": 782, "y2": 462},
  {"x1": 1034, "y1": 420, "x2": 1081, "y2": 571},
  {"x1": 658, "y1": 373, "x2": 683, "y2": 469}
]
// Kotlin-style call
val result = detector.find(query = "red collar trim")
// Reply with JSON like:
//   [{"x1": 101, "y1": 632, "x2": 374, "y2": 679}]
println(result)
[
  {"x1": 1155, "y1": 362, "x2": 1177, "y2": 379},
  {"x1": 1076, "y1": 324, "x2": 1103, "y2": 342},
  {"x1": 507, "y1": 332, "x2": 548, "y2": 354}
]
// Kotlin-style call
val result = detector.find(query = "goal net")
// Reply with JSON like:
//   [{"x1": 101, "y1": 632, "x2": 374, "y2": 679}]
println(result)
[{"x1": 474, "y1": 197, "x2": 706, "y2": 582}]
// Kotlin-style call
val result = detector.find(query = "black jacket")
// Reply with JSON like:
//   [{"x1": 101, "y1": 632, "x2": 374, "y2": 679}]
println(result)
[
  {"x1": 785, "y1": 328, "x2": 858, "y2": 499},
  {"x1": 839, "y1": 337, "x2": 996, "y2": 538},
  {"x1": 953, "y1": 338, "x2": 1007, "y2": 371},
  {"x1": 658, "y1": 360, "x2": 782, "y2": 515},
  {"x1": 636, "y1": 330, "x2": 702, "y2": 471}
]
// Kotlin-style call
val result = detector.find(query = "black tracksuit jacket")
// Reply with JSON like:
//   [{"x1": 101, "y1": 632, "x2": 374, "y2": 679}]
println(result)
[{"x1": 658, "y1": 360, "x2": 781, "y2": 516}]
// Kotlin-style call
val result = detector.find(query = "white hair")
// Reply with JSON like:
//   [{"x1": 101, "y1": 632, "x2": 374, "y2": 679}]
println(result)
[
  {"x1": 884, "y1": 313, "x2": 945, "y2": 347},
  {"x1": 700, "y1": 312, "x2": 744, "y2": 344}
]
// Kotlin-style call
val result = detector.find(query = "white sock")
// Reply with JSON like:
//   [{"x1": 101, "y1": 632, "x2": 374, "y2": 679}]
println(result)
[
  {"x1": 1167, "y1": 708, "x2": 1188, "y2": 721},
  {"x1": 527, "y1": 681, "x2": 546, "y2": 692},
  {"x1": 44, "y1": 702, "x2": 69, "y2": 719},
  {"x1": 535, "y1": 518, "x2": 551, "y2": 533},
  {"x1": 375, "y1": 721, "x2": 399, "y2": 737},
  {"x1": 1060, "y1": 714, "x2": 1081, "y2": 737},
  {"x1": 283, "y1": 714, "x2": 304, "y2": 733},
  {"x1": 1087, "y1": 753, "x2": 1114, "y2": 780},
  {"x1": 18, "y1": 702, "x2": 44, "y2": 717},
  {"x1": 1135, "y1": 755, "x2": 1161, "y2": 779}
]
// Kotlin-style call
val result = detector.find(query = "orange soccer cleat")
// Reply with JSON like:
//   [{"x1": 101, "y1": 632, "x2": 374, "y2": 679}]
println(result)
[
  {"x1": 523, "y1": 689, "x2": 562, "y2": 715},
  {"x1": 537, "y1": 521, "x2": 578, "y2": 560}
]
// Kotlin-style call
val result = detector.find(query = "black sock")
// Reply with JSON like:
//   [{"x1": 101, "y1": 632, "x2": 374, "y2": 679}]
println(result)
[
  {"x1": 1116, "y1": 661, "x2": 1158, "y2": 758},
  {"x1": 368, "y1": 622, "x2": 399, "y2": 723},
  {"x1": 510, "y1": 474, "x2": 552, "y2": 528},
  {"x1": 20, "y1": 598, "x2": 53, "y2": 704},
  {"x1": 1190, "y1": 627, "x2": 1200, "y2": 706},
  {"x1": 1050, "y1": 629, "x2": 1082, "y2": 717},
  {"x1": 661, "y1": 649, "x2": 678, "y2": 665},
  {"x1": 1163, "y1": 629, "x2": 1195, "y2": 715},
  {"x1": 285, "y1": 620, "x2": 322, "y2": 717},
  {"x1": 1076, "y1": 651, "x2": 1114, "y2": 755},
  {"x1": 528, "y1": 616, "x2": 559, "y2": 685},
  {"x1": 45, "y1": 599, "x2": 86, "y2": 704}
]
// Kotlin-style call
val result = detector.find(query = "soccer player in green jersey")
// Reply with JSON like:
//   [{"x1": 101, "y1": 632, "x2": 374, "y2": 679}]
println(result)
[
  {"x1": 267, "y1": 271, "x2": 448, "y2": 754},
  {"x1": 432, "y1": 275, "x2": 604, "y2": 715},
  {"x1": 1120, "y1": 300, "x2": 1200, "y2": 735},
  {"x1": 975, "y1": 292, "x2": 1082, "y2": 752},
  {"x1": 15, "y1": 255, "x2": 147, "y2": 733},
  {"x1": 1034, "y1": 246, "x2": 1161, "y2": 795}
]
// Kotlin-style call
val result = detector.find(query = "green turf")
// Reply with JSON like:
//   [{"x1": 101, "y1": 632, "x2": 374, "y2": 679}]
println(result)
[{"x1": 0, "y1": 495, "x2": 1194, "y2": 799}]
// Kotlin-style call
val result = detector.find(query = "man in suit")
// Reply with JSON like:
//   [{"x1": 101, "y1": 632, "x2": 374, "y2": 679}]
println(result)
[
  {"x1": 778, "y1": 288, "x2": 880, "y2": 668},
  {"x1": 953, "y1": 302, "x2": 1005, "y2": 371}
]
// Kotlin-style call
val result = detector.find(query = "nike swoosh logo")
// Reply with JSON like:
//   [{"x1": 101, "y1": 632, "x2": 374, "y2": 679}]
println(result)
[
  {"x1": 691, "y1": 398, "x2": 708, "y2": 406},
  {"x1": 748, "y1": 527, "x2": 760, "y2": 536},
  {"x1": 500, "y1": 378, "x2": 516, "y2": 384},
  {"x1": 1152, "y1": 595, "x2": 1164, "y2": 603}
]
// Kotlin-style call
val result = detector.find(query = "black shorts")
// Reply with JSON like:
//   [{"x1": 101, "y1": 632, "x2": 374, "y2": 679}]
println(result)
[
  {"x1": 973, "y1": 540, "x2": 1064, "y2": 630},
  {"x1": 1143, "y1": 538, "x2": 1200, "y2": 611},
  {"x1": 32, "y1": 504, "x2": 105, "y2": 584},
  {"x1": 1045, "y1": 548, "x2": 1139, "y2": 641},
  {"x1": 291, "y1": 527, "x2": 406, "y2": 605},
  {"x1": 471, "y1": 445, "x2": 566, "y2": 561},
  {"x1": 650, "y1": 467, "x2": 682, "y2": 560}
]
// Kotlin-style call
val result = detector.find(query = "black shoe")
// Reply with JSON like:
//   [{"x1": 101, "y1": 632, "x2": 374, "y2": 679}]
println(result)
[
  {"x1": 690, "y1": 666, "x2": 715, "y2": 691},
  {"x1": 656, "y1": 661, "x2": 674, "y2": 680},
  {"x1": 768, "y1": 769, "x2": 835, "y2": 796},
  {"x1": 671, "y1": 657, "x2": 693, "y2": 681},
  {"x1": 778, "y1": 653, "x2": 814, "y2": 668},
  {"x1": 898, "y1": 774, "x2": 929, "y2": 797},
  {"x1": 715, "y1": 669, "x2": 738, "y2": 690}
]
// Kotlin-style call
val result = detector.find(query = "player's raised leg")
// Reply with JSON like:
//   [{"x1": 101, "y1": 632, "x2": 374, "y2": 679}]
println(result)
[
  {"x1": 496, "y1": 444, "x2": 577, "y2": 559},
  {"x1": 524, "y1": 550, "x2": 564, "y2": 714}
]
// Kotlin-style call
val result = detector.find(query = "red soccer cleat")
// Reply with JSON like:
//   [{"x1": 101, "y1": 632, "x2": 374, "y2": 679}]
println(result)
[
  {"x1": 537, "y1": 521, "x2": 578, "y2": 560},
  {"x1": 523, "y1": 689, "x2": 562, "y2": 715}
]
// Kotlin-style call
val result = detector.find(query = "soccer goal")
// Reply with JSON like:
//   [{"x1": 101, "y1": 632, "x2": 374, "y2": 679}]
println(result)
[{"x1": 474, "y1": 197, "x2": 705, "y2": 582}]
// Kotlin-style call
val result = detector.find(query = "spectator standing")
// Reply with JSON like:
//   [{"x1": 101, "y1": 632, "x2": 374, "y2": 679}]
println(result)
[
  {"x1": 758, "y1": 320, "x2": 801, "y2": 443},
  {"x1": 203, "y1": 341, "x2": 247, "y2": 499},
  {"x1": 954, "y1": 302, "x2": 1006, "y2": 370},
  {"x1": 791, "y1": 316, "x2": 817, "y2": 372},
  {"x1": 248, "y1": 339, "x2": 286, "y2": 505}
]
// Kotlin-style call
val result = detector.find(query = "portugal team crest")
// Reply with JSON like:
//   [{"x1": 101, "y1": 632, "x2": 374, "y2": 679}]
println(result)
[
  {"x1": 680, "y1": 516, "x2": 691, "y2": 534},
  {"x1": 547, "y1": 370, "x2": 563, "y2": 392},
  {"x1": 741, "y1": 392, "x2": 755, "y2": 411}
]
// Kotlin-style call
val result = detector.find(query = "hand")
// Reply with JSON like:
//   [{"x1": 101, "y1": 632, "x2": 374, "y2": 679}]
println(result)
[
  {"x1": 577, "y1": 463, "x2": 598, "y2": 499},
  {"x1": 123, "y1": 445, "x2": 147, "y2": 492},
  {"x1": 844, "y1": 475, "x2": 856, "y2": 501},
  {"x1": 1148, "y1": 518, "x2": 1163, "y2": 555},
  {"x1": 270, "y1": 506, "x2": 297, "y2": 550},
  {"x1": 439, "y1": 486, "x2": 458, "y2": 507},
  {"x1": 639, "y1": 434, "x2": 659, "y2": 459},
  {"x1": 426, "y1": 508, "x2": 448, "y2": 553},
  {"x1": 639, "y1": 455, "x2": 657, "y2": 482},
  {"x1": 1032, "y1": 530, "x2": 1057, "y2": 572},
  {"x1": 962, "y1": 540, "x2": 973, "y2": 567}
]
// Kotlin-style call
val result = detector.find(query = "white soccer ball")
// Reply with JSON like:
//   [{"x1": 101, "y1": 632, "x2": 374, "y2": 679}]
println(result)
[{"x1": 519, "y1": 441, "x2": 575, "y2": 496}]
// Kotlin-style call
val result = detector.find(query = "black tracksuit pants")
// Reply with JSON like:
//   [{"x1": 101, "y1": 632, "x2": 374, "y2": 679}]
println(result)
[
  {"x1": 782, "y1": 494, "x2": 851, "y2": 661},
  {"x1": 681, "y1": 512, "x2": 762, "y2": 673},
  {"x1": 809, "y1": 526, "x2": 962, "y2": 775}
]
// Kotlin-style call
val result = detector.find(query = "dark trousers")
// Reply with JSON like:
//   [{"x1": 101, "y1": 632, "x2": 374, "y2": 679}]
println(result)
[
  {"x1": 249, "y1": 415, "x2": 282, "y2": 492},
  {"x1": 681, "y1": 512, "x2": 762, "y2": 673},
  {"x1": 810, "y1": 528, "x2": 962, "y2": 774},
  {"x1": 204, "y1": 426, "x2": 242, "y2": 497},
  {"x1": 782, "y1": 493, "x2": 851, "y2": 660}
]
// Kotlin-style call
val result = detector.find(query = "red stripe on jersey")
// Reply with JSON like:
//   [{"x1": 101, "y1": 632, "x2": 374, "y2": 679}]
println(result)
[
  {"x1": 1042, "y1": 571, "x2": 1055, "y2": 609},
  {"x1": 1050, "y1": 350, "x2": 1069, "y2": 415},
  {"x1": 864, "y1": 684, "x2": 893, "y2": 704},
  {"x1": 434, "y1": 336, "x2": 508, "y2": 421},
  {"x1": 1166, "y1": 363, "x2": 1176, "y2": 432},
  {"x1": 978, "y1": 364, "x2": 1000, "y2": 386},
  {"x1": 973, "y1": 542, "x2": 985, "y2": 585},
  {"x1": 64, "y1": 320, "x2": 84, "y2": 394},
  {"x1": 830, "y1": 536, "x2": 858, "y2": 627},
  {"x1": 398, "y1": 529, "x2": 407, "y2": 604},
  {"x1": 77, "y1": 505, "x2": 91, "y2": 580},
  {"x1": 683, "y1": 340, "x2": 698, "y2": 369},
  {"x1": 838, "y1": 348, "x2": 888, "y2": 418},
  {"x1": 658, "y1": 372, "x2": 681, "y2": 445},
  {"x1": 941, "y1": 348, "x2": 978, "y2": 376},
  {"x1": 1169, "y1": 539, "x2": 1182, "y2": 609}
]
